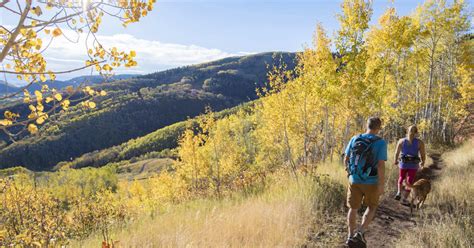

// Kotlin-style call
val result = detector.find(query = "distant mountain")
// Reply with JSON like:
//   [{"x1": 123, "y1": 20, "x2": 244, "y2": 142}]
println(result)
[
  {"x1": 0, "y1": 81, "x2": 20, "y2": 95},
  {"x1": 64, "y1": 74, "x2": 138, "y2": 86},
  {"x1": 27, "y1": 74, "x2": 139, "y2": 92},
  {"x1": 0, "y1": 52, "x2": 296, "y2": 170},
  {"x1": 0, "y1": 75, "x2": 138, "y2": 96}
]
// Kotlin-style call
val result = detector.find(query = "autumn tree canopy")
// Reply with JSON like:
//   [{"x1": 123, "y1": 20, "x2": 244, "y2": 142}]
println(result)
[{"x1": 0, "y1": 0, "x2": 155, "y2": 139}]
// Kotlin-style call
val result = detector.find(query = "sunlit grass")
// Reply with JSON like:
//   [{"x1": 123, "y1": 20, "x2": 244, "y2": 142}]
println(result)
[
  {"x1": 397, "y1": 139, "x2": 474, "y2": 248},
  {"x1": 74, "y1": 142, "x2": 462, "y2": 247},
  {"x1": 74, "y1": 173, "x2": 314, "y2": 247},
  {"x1": 73, "y1": 162, "x2": 349, "y2": 247}
]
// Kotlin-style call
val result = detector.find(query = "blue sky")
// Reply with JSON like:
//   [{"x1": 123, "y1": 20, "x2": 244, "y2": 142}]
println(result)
[
  {"x1": 112, "y1": 0, "x2": 426, "y2": 53},
  {"x1": 1, "y1": 0, "x2": 439, "y2": 83}
]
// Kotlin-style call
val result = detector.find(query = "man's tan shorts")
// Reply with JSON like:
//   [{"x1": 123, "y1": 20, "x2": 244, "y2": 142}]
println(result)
[{"x1": 347, "y1": 183, "x2": 379, "y2": 209}]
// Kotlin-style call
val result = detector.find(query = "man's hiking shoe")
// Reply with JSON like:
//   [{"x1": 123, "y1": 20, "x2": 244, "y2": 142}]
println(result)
[
  {"x1": 394, "y1": 193, "x2": 401, "y2": 201},
  {"x1": 345, "y1": 237, "x2": 354, "y2": 247},
  {"x1": 350, "y1": 231, "x2": 367, "y2": 248}
]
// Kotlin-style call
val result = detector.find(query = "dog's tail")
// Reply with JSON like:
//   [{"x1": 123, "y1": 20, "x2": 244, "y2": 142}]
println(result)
[
  {"x1": 406, "y1": 178, "x2": 430, "y2": 189},
  {"x1": 403, "y1": 180, "x2": 415, "y2": 189}
]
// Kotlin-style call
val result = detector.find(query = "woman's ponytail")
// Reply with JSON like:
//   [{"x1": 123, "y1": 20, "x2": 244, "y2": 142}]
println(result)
[{"x1": 407, "y1": 125, "x2": 418, "y2": 141}]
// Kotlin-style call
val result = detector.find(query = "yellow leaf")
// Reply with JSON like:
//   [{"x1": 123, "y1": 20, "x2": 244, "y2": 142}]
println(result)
[
  {"x1": 36, "y1": 104, "x2": 44, "y2": 112},
  {"x1": 4, "y1": 111, "x2": 18, "y2": 119},
  {"x1": 28, "y1": 124, "x2": 38, "y2": 134},
  {"x1": 61, "y1": 100, "x2": 70, "y2": 110},
  {"x1": 41, "y1": 84, "x2": 49, "y2": 92},
  {"x1": 130, "y1": 50, "x2": 136, "y2": 57},
  {"x1": 66, "y1": 86, "x2": 74, "y2": 94},
  {"x1": 100, "y1": 90, "x2": 107, "y2": 96},
  {"x1": 44, "y1": 29, "x2": 50, "y2": 35},
  {"x1": 88, "y1": 101, "x2": 96, "y2": 109},
  {"x1": 45, "y1": 97, "x2": 54, "y2": 103},
  {"x1": 49, "y1": 72, "x2": 56, "y2": 81},
  {"x1": 52, "y1": 28, "x2": 62, "y2": 37},
  {"x1": 32, "y1": 6, "x2": 43, "y2": 16},
  {"x1": 0, "y1": 119, "x2": 12, "y2": 126},
  {"x1": 34, "y1": 90, "x2": 43, "y2": 101},
  {"x1": 54, "y1": 93, "x2": 63, "y2": 101},
  {"x1": 36, "y1": 116, "x2": 45, "y2": 125},
  {"x1": 29, "y1": 105, "x2": 36, "y2": 112},
  {"x1": 103, "y1": 64, "x2": 112, "y2": 71},
  {"x1": 40, "y1": 74, "x2": 46, "y2": 82}
]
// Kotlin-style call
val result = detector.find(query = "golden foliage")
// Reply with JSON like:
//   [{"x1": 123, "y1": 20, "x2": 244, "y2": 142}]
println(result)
[{"x1": 0, "y1": 1, "x2": 155, "y2": 136}]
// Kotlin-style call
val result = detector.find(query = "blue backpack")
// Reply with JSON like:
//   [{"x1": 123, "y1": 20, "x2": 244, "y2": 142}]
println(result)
[{"x1": 347, "y1": 135, "x2": 381, "y2": 181}]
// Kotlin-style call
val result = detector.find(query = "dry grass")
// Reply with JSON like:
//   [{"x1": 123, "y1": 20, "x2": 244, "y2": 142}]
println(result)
[
  {"x1": 74, "y1": 173, "x2": 329, "y2": 248},
  {"x1": 76, "y1": 143, "x2": 451, "y2": 247},
  {"x1": 397, "y1": 138, "x2": 474, "y2": 248}
]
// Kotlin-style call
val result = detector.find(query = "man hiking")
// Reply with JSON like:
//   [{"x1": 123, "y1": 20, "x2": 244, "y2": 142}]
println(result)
[{"x1": 344, "y1": 117, "x2": 387, "y2": 248}]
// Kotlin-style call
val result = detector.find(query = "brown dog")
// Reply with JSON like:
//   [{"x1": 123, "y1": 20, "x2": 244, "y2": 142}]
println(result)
[{"x1": 406, "y1": 178, "x2": 431, "y2": 214}]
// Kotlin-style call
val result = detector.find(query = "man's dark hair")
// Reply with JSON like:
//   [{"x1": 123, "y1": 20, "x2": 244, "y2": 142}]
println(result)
[{"x1": 367, "y1": 117, "x2": 382, "y2": 130}]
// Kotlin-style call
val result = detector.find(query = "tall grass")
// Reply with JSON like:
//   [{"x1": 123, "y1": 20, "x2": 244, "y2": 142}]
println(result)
[
  {"x1": 78, "y1": 144, "x2": 456, "y2": 247},
  {"x1": 397, "y1": 139, "x2": 474, "y2": 248},
  {"x1": 74, "y1": 163, "x2": 348, "y2": 247}
]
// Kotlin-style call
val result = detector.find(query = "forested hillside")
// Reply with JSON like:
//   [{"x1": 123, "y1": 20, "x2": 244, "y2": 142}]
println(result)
[
  {"x1": 0, "y1": 0, "x2": 472, "y2": 247},
  {"x1": 57, "y1": 102, "x2": 254, "y2": 170},
  {"x1": 0, "y1": 52, "x2": 295, "y2": 170}
]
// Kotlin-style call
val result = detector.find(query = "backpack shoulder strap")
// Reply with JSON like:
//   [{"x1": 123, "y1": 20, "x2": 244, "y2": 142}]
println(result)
[
  {"x1": 352, "y1": 134, "x2": 364, "y2": 143},
  {"x1": 367, "y1": 135, "x2": 381, "y2": 144},
  {"x1": 371, "y1": 136, "x2": 381, "y2": 142}
]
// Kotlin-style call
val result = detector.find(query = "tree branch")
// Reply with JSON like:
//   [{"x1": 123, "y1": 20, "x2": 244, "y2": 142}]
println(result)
[
  {"x1": 0, "y1": 0, "x2": 10, "y2": 8},
  {"x1": 0, "y1": 0, "x2": 31, "y2": 63}
]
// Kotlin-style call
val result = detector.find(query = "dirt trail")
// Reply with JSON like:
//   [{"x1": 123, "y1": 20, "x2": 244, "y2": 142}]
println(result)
[
  {"x1": 303, "y1": 153, "x2": 444, "y2": 248},
  {"x1": 362, "y1": 153, "x2": 443, "y2": 248}
]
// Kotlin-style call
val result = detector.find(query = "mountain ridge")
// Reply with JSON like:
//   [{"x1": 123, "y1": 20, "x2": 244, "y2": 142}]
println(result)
[{"x1": 0, "y1": 52, "x2": 296, "y2": 170}]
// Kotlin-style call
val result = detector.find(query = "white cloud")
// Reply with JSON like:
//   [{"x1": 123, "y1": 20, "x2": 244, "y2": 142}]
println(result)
[
  {"x1": 2, "y1": 27, "x2": 251, "y2": 86},
  {"x1": 41, "y1": 32, "x2": 245, "y2": 80}
]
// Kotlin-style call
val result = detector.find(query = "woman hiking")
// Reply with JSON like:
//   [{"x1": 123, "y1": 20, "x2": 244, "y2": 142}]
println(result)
[{"x1": 393, "y1": 125, "x2": 426, "y2": 205}]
